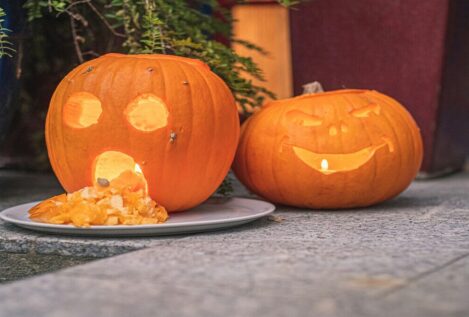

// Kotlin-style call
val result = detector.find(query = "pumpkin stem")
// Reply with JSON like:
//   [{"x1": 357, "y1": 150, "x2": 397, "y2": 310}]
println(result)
[{"x1": 302, "y1": 81, "x2": 324, "y2": 94}]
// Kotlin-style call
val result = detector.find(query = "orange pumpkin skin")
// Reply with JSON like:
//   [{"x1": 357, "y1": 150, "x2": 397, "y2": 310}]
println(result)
[
  {"x1": 46, "y1": 54, "x2": 239, "y2": 212},
  {"x1": 233, "y1": 89, "x2": 423, "y2": 209}
]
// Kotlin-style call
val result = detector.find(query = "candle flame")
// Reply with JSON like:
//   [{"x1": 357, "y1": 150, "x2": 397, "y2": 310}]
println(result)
[
  {"x1": 135, "y1": 163, "x2": 143, "y2": 174},
  {"x1": 321, "y1": 159, "x2": 329, "y2": 170},
  {"x1": 134, "y1": 163, "x2": 148, "y2": 194}
]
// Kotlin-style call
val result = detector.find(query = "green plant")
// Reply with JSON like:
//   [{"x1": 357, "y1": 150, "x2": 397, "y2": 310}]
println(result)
[
  {"x1": 277, "y1": 0, "x2": 300, "y2": 6},
  {"x1": 1, "y1": 0, "x2": 300, "y2": 194},
  {"x1": 0, "y1": 7, "x2": 15, "y2": 57},
  {"x1": 19, "y1": 0, "x2": 299, "y2": 114}
]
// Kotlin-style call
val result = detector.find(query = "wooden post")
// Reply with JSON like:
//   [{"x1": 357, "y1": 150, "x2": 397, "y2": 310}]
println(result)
[{"x1": 231, "y1": 1, "x2": 293, "y2": 100}]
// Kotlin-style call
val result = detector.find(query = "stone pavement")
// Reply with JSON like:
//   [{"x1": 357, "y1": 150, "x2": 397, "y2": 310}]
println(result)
[{"x1": 0, "y1": 170, "x2": 468, "y2": 317}]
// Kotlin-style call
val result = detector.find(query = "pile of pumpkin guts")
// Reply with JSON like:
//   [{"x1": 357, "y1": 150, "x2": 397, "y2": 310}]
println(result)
[{"x1": 29, "y1": 170, "x2": 169, "y2": 227}]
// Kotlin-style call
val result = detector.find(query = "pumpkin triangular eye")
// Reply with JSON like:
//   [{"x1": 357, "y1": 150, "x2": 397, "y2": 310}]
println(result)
[
  {"x1": 63, "y1": 92, "x2": 102, "y2": 128},
  {"x1": 125, "y1": 94, "x2": 169, "y2": 131},
  {"x1": 286, "y1": 109, "x2": 323, "y2": 127},
  {"x1": 350, "y1": 103, "x2": 381, "y2": 118}
]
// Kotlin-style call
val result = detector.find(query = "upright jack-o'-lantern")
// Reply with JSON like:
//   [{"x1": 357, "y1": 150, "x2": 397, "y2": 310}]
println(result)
[
  {"x1": 233, "y1": 86, "x2": 423, "y2": 209},
  {"x1": 46, "y1": 54, "x2": 239, "y2": 212}
]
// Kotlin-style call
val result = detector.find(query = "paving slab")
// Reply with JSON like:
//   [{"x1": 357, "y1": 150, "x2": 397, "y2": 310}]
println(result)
[
  {"x1": 0, "y1": 253, "x2": 93, "y2": 284},
  {"x1": 0, "y1": 171, "x2": 240, "y2": 257},
  {"x1": 0, "y1": 170, "x2": 468, "y2": 316}
]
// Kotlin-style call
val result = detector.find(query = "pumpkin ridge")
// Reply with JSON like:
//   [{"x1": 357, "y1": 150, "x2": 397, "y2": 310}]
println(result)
[
  {"x1": 343, "y1": 94, "x2": 378, "y2": 205},
  {"x1": 246, "y1": 113, "x2": 270, "y2": 201},
  {"x1": 192, "y1": 66, "x2": 226, "y2": 200},
  {"x1": 309, "y1": 101, "x2": 322, "y2": 205},
  {"x1": 331, "y1": 95, "x2": 348, "y2": 204},
  {"x1": 235, "y1": 117, "x2": 252, "y2": 195},
  {"x1": 173, "y1": 61, "x2": 198, "y2": 209},
  {"x1": 372, "y1": 92, "x2": 424, "y2": 170},
  {"x1": 369, "y1": 92, "x2": 413, "y2": 204},
  {"x1": 271, "y1": 105, "x2": 291, "y2": 204},
  {"x1": 379, "y1": 110, "x2": 406, "y2": 203},
  {"x1": 243, "y1": 113, "x2": 264, "y2": 198},
  {"x1": 61, "y1": 57, "x2": 110, "y2": 191},
  {"x1": 127, "y1": 58, "x2": 146, "y2": 143},
  {"x1": 152, "y1": 58, "x2": 175, "y2": 208},
  {"x1": 46, "y1": 62, "x2": 87, "y2": 188},
  {"x1": 370, "y1": 93, "x2": 421, "y2": 202}
]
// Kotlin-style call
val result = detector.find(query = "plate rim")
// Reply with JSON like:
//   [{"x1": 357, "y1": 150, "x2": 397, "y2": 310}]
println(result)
[{"x1": 0, "y1": 197, "x2": 275, "y2": 231}]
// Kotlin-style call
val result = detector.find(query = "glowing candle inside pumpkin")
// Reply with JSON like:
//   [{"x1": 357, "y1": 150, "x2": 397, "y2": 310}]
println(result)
[
  {"x1": 321, "y1": 159, "x2": 329, "y2": 171},
  {"x1": 134, "y1": 163, "x2": 148, "y2": 194},
  {"x1": 135, "y1": 163, "x2": 143, "y2": 174}
]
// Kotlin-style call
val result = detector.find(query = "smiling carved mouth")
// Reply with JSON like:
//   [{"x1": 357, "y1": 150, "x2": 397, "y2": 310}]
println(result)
[{"x1": 292, "y1": 138, "x2": 394, "y2": 175}]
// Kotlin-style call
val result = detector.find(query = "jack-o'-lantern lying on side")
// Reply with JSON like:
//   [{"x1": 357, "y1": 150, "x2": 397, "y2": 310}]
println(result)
[
  {"x1": 46, "y1": 54, "x2": 239, "y2": 212},
  {"x1": 233, "y1": 83, "x2": 423, "y2": 209}
]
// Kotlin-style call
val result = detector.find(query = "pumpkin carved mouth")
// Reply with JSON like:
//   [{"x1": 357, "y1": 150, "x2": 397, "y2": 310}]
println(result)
[
  {"x1": 92, "y1": 151, "x2": 147, "y2": 192},
  {"x1": 292, "y1": 138, "x2": 394, "y2": 175}
]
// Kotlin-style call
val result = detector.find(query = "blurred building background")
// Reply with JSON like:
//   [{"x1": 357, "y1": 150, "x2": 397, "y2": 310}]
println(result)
[
  {"x1": 231, "y1": 0, "x2": 469, "y2": 176},
  {"x1": 1, "y1": 0, "x2": 469, "y2": 176}
]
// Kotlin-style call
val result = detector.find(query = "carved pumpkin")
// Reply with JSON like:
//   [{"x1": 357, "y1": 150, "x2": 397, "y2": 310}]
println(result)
[
  {"x1": 233, "y1": 88, "x2": 423, "y2": 209},
  {"x1": 46, "y1": 53, "x2": 239, "y2": 212}
]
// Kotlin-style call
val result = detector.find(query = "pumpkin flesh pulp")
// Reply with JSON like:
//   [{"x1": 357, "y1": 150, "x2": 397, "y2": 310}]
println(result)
[{"x1": 29, "y1": 156, "x2": 168, "y2": 227}]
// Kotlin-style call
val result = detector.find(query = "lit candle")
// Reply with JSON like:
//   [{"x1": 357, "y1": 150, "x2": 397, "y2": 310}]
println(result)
[
  {"x1": 321, "y1": 159, "x2": 329, "y2": 171},
  {"x1": 134, "y1": 163, "x2": 148, "y2": 194},
  {"x1": 134, "y1": 163, "x2": 143, "y2": 174}
]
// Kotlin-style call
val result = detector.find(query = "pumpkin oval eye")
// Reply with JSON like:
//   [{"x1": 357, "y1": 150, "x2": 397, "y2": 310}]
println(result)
[
  {"x1": 350, "y1": 103, "x2": 381, "y2": 118},
  {"x1": 125, "y1": 94, "x2": 169, "y2": 131},
  {"x1": 63, "y1": 92, "x2": 102, "y2": 128},
  {"x1": 286, "y1": 109, "x2": 323, "y2": 127}
]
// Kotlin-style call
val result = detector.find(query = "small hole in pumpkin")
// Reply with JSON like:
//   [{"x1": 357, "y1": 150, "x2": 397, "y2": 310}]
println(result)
[
  {"x1": 93, "y1": 151, "x2": 147, "y2": 192},
  {"x1": 63, "y1": 92, "x2": 102, "y2": 128},
  {"x1": 125, "y1": 94, "x2": 169, "y2": 132}
]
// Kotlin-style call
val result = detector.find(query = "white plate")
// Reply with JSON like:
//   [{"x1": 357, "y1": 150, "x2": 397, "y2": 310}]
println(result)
[{"x1": 0, "y1": 197, "x2": 275, "y2": 237}]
